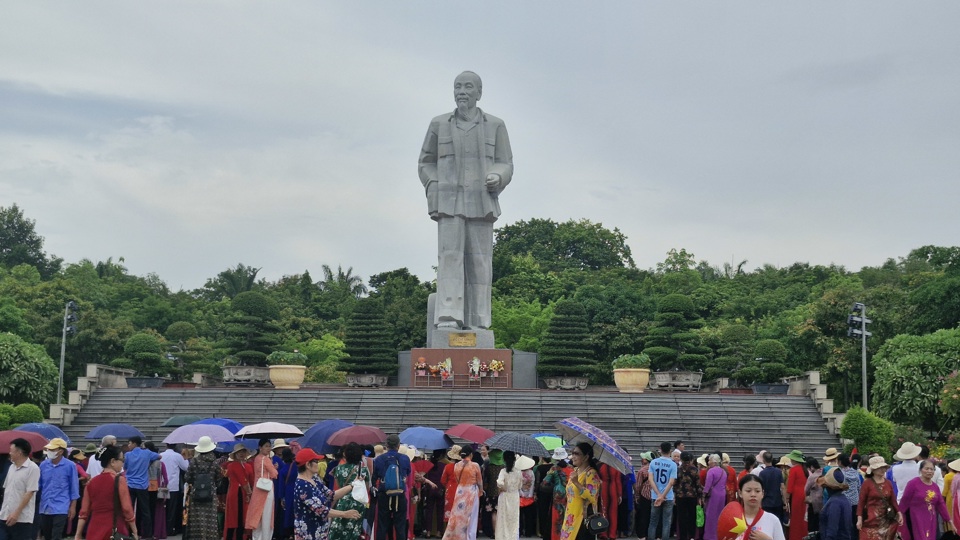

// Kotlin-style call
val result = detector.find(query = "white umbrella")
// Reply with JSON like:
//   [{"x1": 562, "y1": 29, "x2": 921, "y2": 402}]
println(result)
[{"x1": 235, "y1": 422, "x2": 303, "y2": 439}]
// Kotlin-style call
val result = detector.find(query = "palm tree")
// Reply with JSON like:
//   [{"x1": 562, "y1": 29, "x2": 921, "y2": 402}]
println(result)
[
  {"x1": 206, "y1": 263, "x2": 261, "y2": 299},
  {"x1": 319, "y1": 265, "x2": 367, "y2": 298}
]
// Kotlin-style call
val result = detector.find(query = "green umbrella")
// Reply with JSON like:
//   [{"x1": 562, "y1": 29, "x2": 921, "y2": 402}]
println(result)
[
  {"x1": 161, "y1": 415, "x2": 205, "y2": 427},
  {"x1": 532, "y1": 433, "x2": 565, "y2": 451}
]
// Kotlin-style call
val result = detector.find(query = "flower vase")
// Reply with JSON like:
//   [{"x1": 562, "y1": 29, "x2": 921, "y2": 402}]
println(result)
[
  {"x1": 480, "y1": 371, "x2": 488, "y2": 378},
  {"x1": 416, "y1": 369, "x2": 426, "y2": 376},
  {"x1": 492, "y1": 371, "x2": 499, "y2": 378}
]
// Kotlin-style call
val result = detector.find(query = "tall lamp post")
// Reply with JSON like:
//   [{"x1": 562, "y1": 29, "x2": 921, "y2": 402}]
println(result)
[
  {"x1": 57, "y1": 301, "x2": 78, "y2": 405},
  {"x1": 848, "y1": 302, "x2": 871, "y2": 410}
]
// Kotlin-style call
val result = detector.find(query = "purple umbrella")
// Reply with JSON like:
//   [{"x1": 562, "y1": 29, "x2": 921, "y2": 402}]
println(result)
[
  {"x1": 555, "y1": 417, "x2": 633, "y2": 475},
  {"x1": 163, "y1": 424, "x2": 236, "y2": 445}
]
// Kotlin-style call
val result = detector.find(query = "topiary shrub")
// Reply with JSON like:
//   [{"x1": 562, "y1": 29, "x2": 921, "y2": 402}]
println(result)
[
  {"x1": 0, "y1": 412, "x2": 10, "y2": 430},
  {"x1": 537, "y1": 300, "x2": 597, "y2": 380},
  {"x1": 221, "y1": 291, "x2": 283, "y2": 367},
  {"x1": 0, "y1": 403, "x2": 15, "y2": 419},
  {"x1": 840, "y1": 406, "x2": 895, "y2": 459},
  {"x1": 11, "y1": 403, "x2": 44, "y2": 424},
  {"x1": 340, "y1": 298, "x2": 396, "y2": 376},
  {"x1": 643, "y1": 294, "x2": 709, "y2": 372},
  {"x1": 112, "y1": 332, "x2": 172, "y2": 376}
]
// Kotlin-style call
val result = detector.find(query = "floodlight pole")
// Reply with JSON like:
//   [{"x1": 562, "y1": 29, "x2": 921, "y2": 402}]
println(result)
[
  {"x1": 58, "y1": 303, "x2": 69, "y2": 405},
  {"x1": 860, "y1": 304, "x2": 868, "y2": 411}
]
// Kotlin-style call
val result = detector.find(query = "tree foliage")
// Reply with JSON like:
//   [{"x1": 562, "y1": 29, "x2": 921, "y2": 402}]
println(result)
[
  {"x1": 0, "y1": 332, "x2": 57, "y2": 407},
  {"x1": 494, "y1": 218, "x2": 635, "y2": 276},
  {"x1": 341, "y1": 299, "x2": 395, "y2": 375},
  {"x1": 643, "y1": 294, "x2": 710, "y2": 372},
  {"x1": 221, "y1": 291, "x2": 282, "y2": 366},
  {"x1": 840, "y1": 406, "x2": 895, "y2": 459},
  {"x1": 0, "y1": 204, "x2": 63, "y2": 279}
]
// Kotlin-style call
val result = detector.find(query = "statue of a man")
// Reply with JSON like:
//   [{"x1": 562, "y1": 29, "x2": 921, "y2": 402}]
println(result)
[{"x1": 418, "y1": 71, "x2": 513, "y2": 330}]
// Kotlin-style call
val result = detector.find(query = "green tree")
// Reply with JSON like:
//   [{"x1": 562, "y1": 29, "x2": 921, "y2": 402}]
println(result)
[
  {"x1": 221, "y1": 291, "x2": 282, "y2": 366},
  {"x1": 112, "y1": 331, "x2": 172, "y2": 376},
  {"x1": 908, "y1": 276, "x2": 960, "y2": 335},
  {"x1": 0, "y1": 204, "x2": 63, "y2": 279},
  {"x1": 704, "y1": 323, "x2": 754, "y2": 381},
  {"x1": 490, "y1": 298, "x2": 553, "y2": 351},
  {"x1": 537, "y1": 300, "x2": 597, "y2": 379},
  {"x1": 0, "y1": 296, "x2": 33, "y2": 339},
  {"x1": 201, "y1": 263, "x2": 262, "y2": 300},
  {"x1": 0, "y1": 332, "x2": 57, "y2": 407},
  {"x1": 840, "y1": 406, "x2": 895, "y2": 458},
  {"x1": 643, "y1": 294, "x2": 711, "y2": 372},
  {"x1": 368, "y1": 268, "x2": 431, "y2": 351},
  {"x1": 493, "y1": 218, "x2": 635, "y2": 276},
  {"x1": 340, "y1": 299, "x2": 396, "y2": 375}
]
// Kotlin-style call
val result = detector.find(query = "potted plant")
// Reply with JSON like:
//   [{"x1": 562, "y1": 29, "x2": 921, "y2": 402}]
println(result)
[
  {"x1": 112, "y1": 332, "x2": 173, "y2": 388},
  {"x1": 612, "y1": 353, "x2": 652, "y2": 393},
  {"x1": 266, "y1": 350, "x2": 308, "y2": 389},
  {"x1": 221, "y1": 356, "x2": 271, "y2": 386}
]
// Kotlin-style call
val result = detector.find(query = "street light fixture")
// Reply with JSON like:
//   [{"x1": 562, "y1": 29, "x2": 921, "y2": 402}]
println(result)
[
  {"x1": 847, "y1": 302, "x2": 871, "y2": 410},
  {"x1": 57, "y1": 301, "x2": 78, "y2": 405}
]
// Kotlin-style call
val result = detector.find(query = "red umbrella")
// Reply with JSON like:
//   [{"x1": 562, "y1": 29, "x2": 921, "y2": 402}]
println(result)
[
  {"x1": 0, "y1": 430, "x2": 49, "y2": 454},
  {"x1": 446, "y1": 423, "x2": 495, "y2": 444},
  {"x1": 327, "y1": 425, "x2": 387, "y2": 447}
]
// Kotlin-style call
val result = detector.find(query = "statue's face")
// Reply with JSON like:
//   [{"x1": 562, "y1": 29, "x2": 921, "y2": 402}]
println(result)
[{"x1": 454, "y1": 73, "x2": 481, "y2": 109}]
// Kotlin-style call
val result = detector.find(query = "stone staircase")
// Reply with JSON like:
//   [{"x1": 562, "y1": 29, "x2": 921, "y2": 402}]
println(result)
[{"x1": 60, "y1": 386, "x2": 840, "y2": 461}]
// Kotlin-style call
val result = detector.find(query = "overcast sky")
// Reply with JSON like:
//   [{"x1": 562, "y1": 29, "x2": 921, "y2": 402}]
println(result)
[{"x1": 2, "y1": 2, "x2": 958, "y2": 291}]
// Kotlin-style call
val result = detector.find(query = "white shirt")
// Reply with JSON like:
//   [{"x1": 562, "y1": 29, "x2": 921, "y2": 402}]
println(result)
[
  {"x1": 0, "y1": 459, "x2": 40, "y2": 523},
  {"x1": 751, "y1": 465, "x2": 766, "y2": 476},
  {"x1": 746, "y1": 510, "x2": 786, "y2": 540},
  {"x1": 86, "y1": 456, "x2": 103, "y2": 478},
  {"x1": 161, "y1": 449, "x2": 190, "y2": 492},
  {"x1": 892, "y1": 461, "x2": 919, "y2": 503}
]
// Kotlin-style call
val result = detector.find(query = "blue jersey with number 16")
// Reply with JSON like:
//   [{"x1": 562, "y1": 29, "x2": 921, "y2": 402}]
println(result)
[{"x1": 648, "y1": 456, "x2": 678, "y2": 501}]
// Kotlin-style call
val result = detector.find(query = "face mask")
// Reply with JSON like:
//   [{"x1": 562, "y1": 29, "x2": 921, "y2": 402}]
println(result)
[{"x1": 45, "y1": 450, "x2": 60, "y2": 460}]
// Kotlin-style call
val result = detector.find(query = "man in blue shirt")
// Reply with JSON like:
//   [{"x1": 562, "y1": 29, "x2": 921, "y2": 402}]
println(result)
[
  {"x1": 647, "y1": 442, "x2": 678, "y2": 540},
  {"x1": 38, "y1": 438, "x2": 80, "y2": 540},
  {"x1": 758, "y1": 452, "x2": 786, "y2": 522},
  {"x1": 124, "y1": 436, "x2": 160, "y2": 539},
  {"x1": 373, "y1": 434, "x2": 411, "y2": 540}
]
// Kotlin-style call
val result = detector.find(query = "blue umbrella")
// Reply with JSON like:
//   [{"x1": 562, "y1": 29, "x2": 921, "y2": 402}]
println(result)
[
  {"x1": 14, "y1": 423, "x2": 70, "y2": 444},
  {"x1": 191, "y1": 418, "x2": 244, "y2": 434},
  {"x1": 297, "y1": 419, "x2": 354, "y2": 454},
  {"x1": 399, "y1": 426, "x2": 453, "y2": 451},
  {"x1": 85, "y1": 423, "x2": 145, "y2": 441},
  {"x1": 216, "y1": 438, "x2": 259, "y2": 454}
]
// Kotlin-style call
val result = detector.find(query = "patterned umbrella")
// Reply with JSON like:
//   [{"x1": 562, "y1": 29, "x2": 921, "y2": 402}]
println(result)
[
  {"x1": 555, "y1": 417, "x2": 633, "y2": 474},
  {"x1": 531, "y1": 432, "x2": 564, "y2": 451},
  {"x1": 163, "y1": 424, "x2": 237, "y2": 444},
  {"x1": 327, "y1": 425, "x2": 387, "y2": 446},
  {"x1": 399, "y1": 426, "x2": 453, "y2": 451},
  {"x1": 446, "y1": 423, "x2": 495, "y2": 444},
  {"x1": 14, "y1": 423, "x2": 70, "y2": 444},
  {"x1": 483, "y1": 431, "x2": 550, "y2": 458},
  {"x1": 85, "y1": 423, "x2": 145, "y2": 440}
]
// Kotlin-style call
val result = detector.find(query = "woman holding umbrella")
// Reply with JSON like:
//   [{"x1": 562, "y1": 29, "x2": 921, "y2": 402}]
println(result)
[
  {"x1": 560, "y1": 443, "x2": 602, "y2": 540},
  {"x1": 442, "y1": 446, "x2": 485, "y2": 540}
]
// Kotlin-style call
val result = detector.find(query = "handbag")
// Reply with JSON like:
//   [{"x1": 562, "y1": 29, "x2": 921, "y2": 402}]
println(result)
[
  {"x1": 352, "y1": 465, "x2": 370, "y2": 505},
  {"x1": 112, "y1": 475, "x2": 135, "y2": 540},
  {"x1": 256, "y1": 456, "x2": 274, "y2": 492},
  {"x1": 583, "y1": 475, "x2": 609, "y2": 536},
  {"x1": 696, "y1": 504, "x2": 705, "y2": 527}
]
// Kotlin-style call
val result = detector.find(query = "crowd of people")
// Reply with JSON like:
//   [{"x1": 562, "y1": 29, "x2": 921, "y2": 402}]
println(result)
[{"x1": 4, "y1": 435, "x2": 960, "y2": 540}]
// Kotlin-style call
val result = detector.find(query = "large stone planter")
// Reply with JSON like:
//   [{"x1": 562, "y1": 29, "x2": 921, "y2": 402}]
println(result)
[
  {"x1": 542, "y1": 376, "x2": 589, "y2": 390},
  {"x1": 613, "y1": 368, "x2": 651, "y2": 393},
  {"x1": 346, "y1": 374, "x2": 388, "y2": 388},
  {"x1": 651, "y1": 371, "x2": 703, "y2": 391},
  {"x1": 751, "y1": 383, "x2": 789, "y2": 395},
  {"x1": 222, "y1": 366, "x2": 271, "y2": 387},
  {"x1": 269, "y1": 365, "x2": 306, "y2": 389},
  {"x1": 125, "y1": 376, "x2": 166, "y2": 388}
]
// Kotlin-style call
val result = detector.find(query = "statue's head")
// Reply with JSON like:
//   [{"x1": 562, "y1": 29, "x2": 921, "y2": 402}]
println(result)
[{"x1": 454, "y1": 71, "x2": 482, "y2": 110}]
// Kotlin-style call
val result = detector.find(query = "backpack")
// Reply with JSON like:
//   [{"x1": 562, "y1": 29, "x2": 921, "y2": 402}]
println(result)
[
  {"x1": 192, "y1": 471, "x2": 214, "y2": 502},
  {"x1": 382, "y1": 455, "x2": 405, "y2": 496}
]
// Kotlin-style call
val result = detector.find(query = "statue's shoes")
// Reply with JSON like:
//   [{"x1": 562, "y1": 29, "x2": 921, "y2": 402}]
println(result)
[{"x1": 436, "y1": 321, "x2": 460, "y2": 329}]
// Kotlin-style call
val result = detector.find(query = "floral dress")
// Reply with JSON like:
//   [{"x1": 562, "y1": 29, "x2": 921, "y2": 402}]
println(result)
[
  {"x1": 295, "y1": 475, "x2": 334, "y2": 540},
  {"x1": 858, "y1": 478, "x2": 899, "y2": 540},
  {"x1": 329, "y1": 463, "x2": 370, "y2": 540},
  {"x1": 559, "y1": 468, "x2": 600, "y2": 540},
  {"x1": 442, "y1": 460, "x2": 484, "y2": 540},
  {"x1": 542, "y1": 465, "x2": 573, "y2": 540}
]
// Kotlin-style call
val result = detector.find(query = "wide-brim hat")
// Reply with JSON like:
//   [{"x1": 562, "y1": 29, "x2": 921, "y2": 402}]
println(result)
[
  {"x1": 697, "y1": 454, "x2": 708, "y2": 468},
  {"x1": 374, "y1": 444, "x2": 386, "y2": 457},
  {"x1": 195, "y1": 436, "x2": 217, "y2": 454},
  {"x1": 822, "y1": 468, "x2": 848, "y2": 491},
  {"x1": 721, "y1": 453, "x2": 731, "y2": 464},
  {"x1": 272, "y1": 439, "x2": 290, "y2": 450},
  {"x1": 552, "y1": 447, "x2": 568, "y2": 461},
  {"x1": 640, "y1": 451, "x2": 653, "y2": 462},
  {"x1": 44, "y1": 437, "x2": 68, "y2": 451},
  {"x1": 785, "y1": 450, "x2": 805, "y2": 463},
  {"x1": 83, "y1": 443, "x2": 99, "y2": 454},
  {"x1": 398, "y1": 444, "x2": 416, "y2": 460},
  {"x1": 516, "y1": 455, "x2": 536, "y2": 471},
  {"x1": 823, "y1": 448, "x2": 840, "y2": 462},
  {"x1": 295, "y1": 448, "x2": 323, "y2": 466},
  {"x1": 948, "y1": 458, "x2": 960, "y2": 473},
  {"x1": 894, "y1": 442, "x2": 922, "y2": 461},
  {"x1": 447, "y1": 444, "x2": 463, "y2": 462},
  {"x1": 777, "y1": 455, "x2": 793, "y2": 466},
  {"x1": 866, "y1": 456, "x2": 891, "y2": 474},
  {"x1": 227, "y1": 442, "x2": 249, "y2": 457},
  {"x1": 488, "y1": 449, "x2": 505, "y2": 466}
]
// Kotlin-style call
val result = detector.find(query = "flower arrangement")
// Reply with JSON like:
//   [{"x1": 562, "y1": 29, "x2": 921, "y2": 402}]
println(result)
[
  {"x1": 431, "y1": 358, "x2": 453, "y2": 380},
  {"x1": 479, "y1": 362, "x2": 489, "y2": 372},
  {"x1": 489, "y1": 359, "x2": 505, "y2": 372},
  {"x1": 415, "y1": 358, "x2": 428, "y2": 370}
]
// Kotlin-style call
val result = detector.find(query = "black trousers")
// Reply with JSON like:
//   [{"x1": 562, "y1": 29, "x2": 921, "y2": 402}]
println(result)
[
  {"x1": 38, "y1": 514, "x2": 68, "y2": 540},
  {"x1": 675, "y1": 498, "x2": 697, "y2": 540},
  {"x1": 635, "y1": 497, "x2": 651, "y2": 539},
  {"x1": 521, "y1": 503, "x2": 538, "y2": 537},
  {"x1": 167, "y1": 491, "x2": 184, "y2": 535},
  {"x1": 376, "y1": 494, "x2": 408, "y2": 540},
  {"x1": 131, "y1": 488, "x2": 152, "y2": 539}
]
